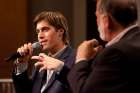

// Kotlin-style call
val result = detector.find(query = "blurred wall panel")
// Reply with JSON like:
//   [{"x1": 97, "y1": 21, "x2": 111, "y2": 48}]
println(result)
[{"x1": 0, "y1": 0, "x2": 28, "y2": 78}]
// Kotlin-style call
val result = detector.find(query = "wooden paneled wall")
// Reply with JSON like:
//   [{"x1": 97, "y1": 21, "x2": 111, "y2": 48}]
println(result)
[{"x1": 0, "y1": 0, "x2": 28, "y2": 78}]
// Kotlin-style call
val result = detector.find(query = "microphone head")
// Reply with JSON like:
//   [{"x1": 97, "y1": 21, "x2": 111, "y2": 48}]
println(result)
[
  {"x1": 32, "y1": 42, "x2": 42, "y2": 55},
  {"x1": 32, "y1": 42, "x2": 42, "y2": 49},
  {"x1": 5, "y1": 42, "x2": 42, "y2": 62}
]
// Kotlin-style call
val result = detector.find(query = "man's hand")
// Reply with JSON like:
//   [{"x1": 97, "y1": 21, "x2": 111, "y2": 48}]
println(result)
[
  {"x1": 31, "y1": 53, "x2": 64, "y2": 72},
  {"x1": 16, "y1": 43, "x2": 33, "y2": 63},
  {"x1": 76, "y1": 39, "x2": 103, "y2": 63}
]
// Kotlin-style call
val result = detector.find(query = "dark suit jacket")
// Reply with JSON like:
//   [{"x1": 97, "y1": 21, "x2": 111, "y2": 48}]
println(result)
[
  {"x1": 12, "y1": 46, "x2": 75, "y2": 93},
  {"x1": 68, "y1": 26, "x2": 140, "y2": 93}
]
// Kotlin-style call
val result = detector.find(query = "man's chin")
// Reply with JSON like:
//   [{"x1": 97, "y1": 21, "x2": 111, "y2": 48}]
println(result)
[{"x1": 42, "y1": 46, "x2": 51, "y2": 51}]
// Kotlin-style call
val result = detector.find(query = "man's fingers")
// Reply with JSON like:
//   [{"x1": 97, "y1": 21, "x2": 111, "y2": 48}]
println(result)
[
  {"x1": 31, "y1": 56, "x2": 40, "y2": 60},
  {"x1": 39, "y1": 53, "x2": 47, "y2": 58},
  {"x1": 31, "y1": 54, "x2": 46, "y2": 61},
  {"x1": 39, "y1": 66, "x2": 48, "y2": 72},
  {"x1": 94, "y1": 45, "x2": 103, "y2": 52},
  {"x1": 34, "y1": 62, "x2": 43, "y2": 68},
  {"x1": 90, "y1": 39, "x2": 99, "y2": 47}
]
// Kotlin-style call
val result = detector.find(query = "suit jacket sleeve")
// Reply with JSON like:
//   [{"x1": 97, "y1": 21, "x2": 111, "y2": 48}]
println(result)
[
  {"x1": 12, "y1": 70, "x2": 32, "y2": 93},
  {"x1": 67, "y1": 60, "x2": 91, "y2": 93},
  {"x1": 68, "y1": 47, "x2": 125, "y2": 93},
  {"x1": 55, "y1": 51, "x2": 76, "y2": 91}
]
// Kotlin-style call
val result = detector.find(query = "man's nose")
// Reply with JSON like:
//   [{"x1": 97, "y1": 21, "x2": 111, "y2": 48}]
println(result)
[{"x1": 38, "y1": 32, "x2": 44, "y2": 39}]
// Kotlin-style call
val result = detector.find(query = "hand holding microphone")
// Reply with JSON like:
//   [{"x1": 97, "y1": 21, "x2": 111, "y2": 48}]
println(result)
[
  {"x1": 76, "y1": 39, "x2": 103, "y2": 63},
  {"x1": 16, "y1": 43, "x2": 33, "y2": 63},
  {"x1": 5, "y1": 42, "x2": 42, "y2": 62}
]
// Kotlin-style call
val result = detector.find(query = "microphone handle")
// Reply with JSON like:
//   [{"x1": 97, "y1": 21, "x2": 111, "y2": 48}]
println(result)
[
  {"x1": 5, "y1": 52, "x2": 22, "y2": 62},
  {"x1": 5, "y1": 42, "x2": 42, "y2": 62}
]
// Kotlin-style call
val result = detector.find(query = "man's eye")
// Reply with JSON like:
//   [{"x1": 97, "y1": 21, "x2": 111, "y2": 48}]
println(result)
[
  {"x1": 42, "y1": 27, "x2": 49, "y2": 32},
  {"x1": 42, "y1": 29, "x2": 48, "y2": 32},
  {"x1": 36, "y1": 27, "x2": 49, "y2": 34},
  {"x1": 36, "y1": 30, "x2": 40, "y2": 34}
]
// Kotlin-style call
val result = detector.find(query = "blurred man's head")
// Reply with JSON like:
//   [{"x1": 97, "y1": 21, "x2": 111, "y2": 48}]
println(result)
[{"x1": 95, "y1": 0, "x2": 137, "y2": 41}]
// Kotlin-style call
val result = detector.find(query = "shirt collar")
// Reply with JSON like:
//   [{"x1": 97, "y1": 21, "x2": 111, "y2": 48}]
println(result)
[
  {"x1": 106, "y1": 24, "x2": 138, "y2": 47},
  {"x1": 48, "y1": 45, "x2": 67, "y2": 58}
]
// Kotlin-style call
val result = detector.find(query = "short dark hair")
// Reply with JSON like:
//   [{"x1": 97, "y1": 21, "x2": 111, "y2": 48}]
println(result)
[{"x1": 97, "y1": 0, "x2": 137, "y2": 27}]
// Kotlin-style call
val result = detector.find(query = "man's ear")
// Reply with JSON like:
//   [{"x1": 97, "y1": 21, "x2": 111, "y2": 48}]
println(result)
[{"x1": 58, "y1": 28, "x2": 64, "y2": 37}]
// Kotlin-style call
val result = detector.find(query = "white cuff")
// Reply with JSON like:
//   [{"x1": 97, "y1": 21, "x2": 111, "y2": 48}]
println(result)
[
  {"x1": 75, "y1": 58, "x2": 87, "y2": 64},
  {"x1": 14, "y1": 59, "x2": 28, "y2": 75}
]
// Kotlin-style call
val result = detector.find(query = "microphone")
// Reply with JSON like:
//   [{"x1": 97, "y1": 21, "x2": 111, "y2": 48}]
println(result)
[{"x1": 5, "y1": 42, "x2": 42, "y2": 62}]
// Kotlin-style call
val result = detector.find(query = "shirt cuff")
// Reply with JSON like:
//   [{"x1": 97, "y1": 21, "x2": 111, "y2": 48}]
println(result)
[
  {"x1": 75, "y1": 58, "x2": 87, "y2": 64},
  {"x1": 14, "y1": 59, "x2": 28, "y2": 75}
]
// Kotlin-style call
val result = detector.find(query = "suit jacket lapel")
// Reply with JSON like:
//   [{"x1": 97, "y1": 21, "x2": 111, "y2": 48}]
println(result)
[
  {"x1": 45, "y1": 46, "x2": 72, "y2": 90},
  {"x1": 32, "y1": 70, "x2": 45, "y2": 93}
]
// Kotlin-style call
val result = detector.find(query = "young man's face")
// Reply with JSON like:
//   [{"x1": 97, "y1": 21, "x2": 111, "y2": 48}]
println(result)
[{"x1": 36, "y1": 20, "x2": 63, "y2": 52}]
